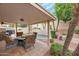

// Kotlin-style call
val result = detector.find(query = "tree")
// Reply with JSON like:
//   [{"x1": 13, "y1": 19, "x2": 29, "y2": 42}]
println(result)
[
  {"x1": 17, "y1": 23, "x2": 27, "y2": 28},
  {"x1": 62, "y1": 4, "x2": 79, "y2": 55},
  {"x1": 73, "y1": 43, "x2": 79, "y2": 55},
  {"x1": 55, "y1": 3, "x2": 72, "y2": 31}
]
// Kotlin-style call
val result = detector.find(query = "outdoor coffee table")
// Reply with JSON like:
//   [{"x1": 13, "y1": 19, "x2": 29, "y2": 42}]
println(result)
[{"x1": 15, "y1": 37, "x2": 26, "y2": 49}]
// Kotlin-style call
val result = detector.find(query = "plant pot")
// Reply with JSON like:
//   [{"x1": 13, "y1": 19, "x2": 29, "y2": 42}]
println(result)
[
  {"x1": 51, "y1": 31, "x2": 56, "y2": 38},
  {"x1": 50, "y1": 39, "x2": 54, "y2": 43}
]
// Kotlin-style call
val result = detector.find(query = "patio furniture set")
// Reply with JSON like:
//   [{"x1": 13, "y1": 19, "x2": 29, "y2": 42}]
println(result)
[{"x1": 0, "y1": 30, "x2": 37, "y2": 53}]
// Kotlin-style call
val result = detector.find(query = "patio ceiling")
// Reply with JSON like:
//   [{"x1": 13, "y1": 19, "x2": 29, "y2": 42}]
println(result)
[{"x1": 0, "y1": 3, "x2": 55, "y2": 24}]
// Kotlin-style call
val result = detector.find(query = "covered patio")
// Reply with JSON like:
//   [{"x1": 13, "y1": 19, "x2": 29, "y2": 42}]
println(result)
[{"x1": 0, "y1": 3, "x2": 55, "y2": 56}]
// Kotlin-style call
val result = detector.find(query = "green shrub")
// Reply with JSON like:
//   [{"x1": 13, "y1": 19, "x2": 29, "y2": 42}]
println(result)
[
  {"x1": 17, "y1": 24, "x2": 27, "y2": 28},
  {"x1": 75, "y1": 29, "x2": 79, "y2": 34},
  {"x1": 66, "y1": 50, "x2": 72, "y2": 56},
  {"x1": 50, "y1": 43, "x2": 72, "y2": 56}
]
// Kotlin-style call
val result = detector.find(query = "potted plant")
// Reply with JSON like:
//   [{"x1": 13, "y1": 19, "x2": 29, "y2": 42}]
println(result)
[
  {"x1": 50, "y1": 39, "x2": 54, "y2": 43},
  {"x1": 51, "y1": 30, "x2": 57, "y2": 38}
]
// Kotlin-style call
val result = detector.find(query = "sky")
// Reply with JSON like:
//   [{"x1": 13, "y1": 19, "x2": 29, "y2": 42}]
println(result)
[{"x1": 39, "y1": 3, "x2": 55, "y2": 16}]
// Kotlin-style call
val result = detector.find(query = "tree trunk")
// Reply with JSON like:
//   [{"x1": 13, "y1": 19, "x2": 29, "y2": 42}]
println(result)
[
  {"x1": 73, "y1": 43, "x2": 79, "y2": 56},
  {"x1": 56, "y1": 19, "x2": 60, "y2": 32},
  {"x1": 52, "y1": 21, "x2": 56, "y2": 31},
  {"x1": 62, "y1": 4, "x2": 79, "y2": 55}
]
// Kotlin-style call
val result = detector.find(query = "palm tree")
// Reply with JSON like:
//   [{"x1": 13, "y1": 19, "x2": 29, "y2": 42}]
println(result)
[
  {"x1": 73, "y1": 43, "x2": 79, "y2": 55},
  {"x1": 62, "y1": 4, "x2": 79, "y2": 55}
]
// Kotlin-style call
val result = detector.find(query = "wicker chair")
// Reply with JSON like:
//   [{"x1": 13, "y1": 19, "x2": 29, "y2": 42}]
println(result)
[
  {"x1": 17, "y1": 32, "x2": 23, "y2": 37},
  {"x1": 0, "y1": 31, "x2": 17, "y2": 49},
  {"x1": 24, "y1": 32, "x2": 37, "y2": 48}
]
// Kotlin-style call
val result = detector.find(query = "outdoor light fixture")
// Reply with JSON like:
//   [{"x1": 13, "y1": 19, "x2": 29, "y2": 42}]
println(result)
[
  {"x1": 1, "y1": 22, "x2": 4, "y2": 24},
  {"x1": 20, "y1": 18, "x2": 24, "y2": 22}
]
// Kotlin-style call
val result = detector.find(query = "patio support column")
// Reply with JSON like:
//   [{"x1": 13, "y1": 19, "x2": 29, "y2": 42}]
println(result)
[
  {"x1": 47, "y1": 20, "x2": 50, "y2": 46},
  {"x1": 15, "y1": 23, "x2": 17, "y2": 37},
  {"x1": 28, "y1": 25, "x2": 31, "y2": 33}
]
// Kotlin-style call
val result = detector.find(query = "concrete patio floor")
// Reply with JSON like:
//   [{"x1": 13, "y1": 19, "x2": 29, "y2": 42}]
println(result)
[
  {"x1": 0, "y1": 40, "x2": 49, "y2": 56},
  {"x1": 24, "y1": 40, "x2": 49, "y2": 56}
]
